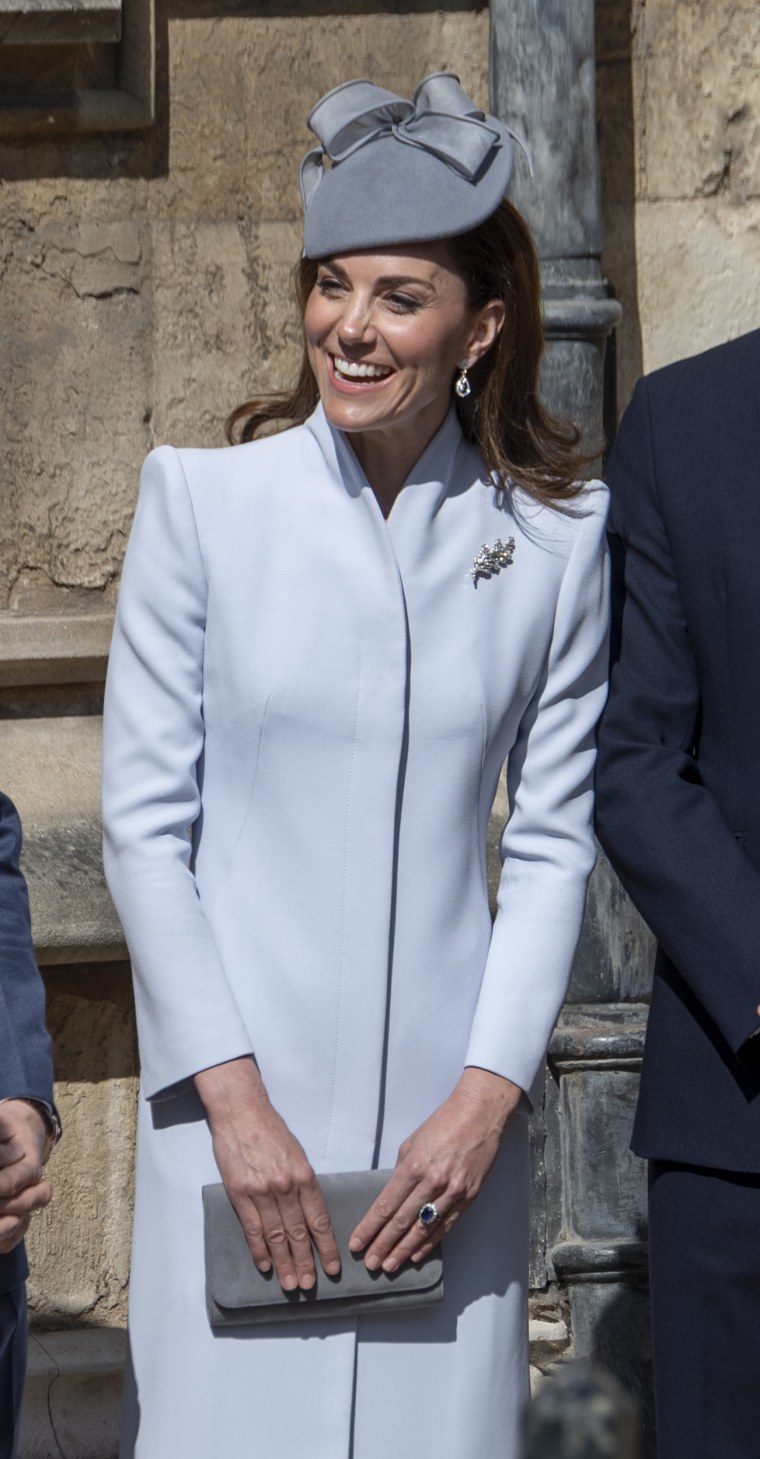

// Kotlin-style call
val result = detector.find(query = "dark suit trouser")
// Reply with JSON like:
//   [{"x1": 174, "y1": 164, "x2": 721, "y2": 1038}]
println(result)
[
  {"x1": 0, "y1": 1285, "x2": 26, "y2": 1459},
  {"x1": 649, "y1": 1161, "x2": 760, "y2": 1459}
]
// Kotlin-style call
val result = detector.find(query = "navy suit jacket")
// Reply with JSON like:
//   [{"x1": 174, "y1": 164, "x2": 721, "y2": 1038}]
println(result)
[
  {"x1": 0, "y1": 792, "x2": 54, "y2": 1294},
  {"x1": 596, "y1": 329, "x2": 760, "y2": 1171}
]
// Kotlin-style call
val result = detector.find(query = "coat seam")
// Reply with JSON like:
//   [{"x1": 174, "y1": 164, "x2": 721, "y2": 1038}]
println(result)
[
  {"x1": 171, "y1": 446, "x2": 210, "y2": 594},
  {"x1": 323, "y1": 645, "x2": 363, "y2": 1163}
]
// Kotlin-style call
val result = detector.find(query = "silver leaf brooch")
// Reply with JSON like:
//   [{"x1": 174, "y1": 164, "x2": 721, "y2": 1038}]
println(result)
[{"x1": 471, "y1": 537, "x2": 516, "y2": 584}]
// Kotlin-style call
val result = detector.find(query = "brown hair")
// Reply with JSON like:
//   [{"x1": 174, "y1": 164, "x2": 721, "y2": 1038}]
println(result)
[{"x1": 227, "y1": 199, "x2": 588, "y2": 506}]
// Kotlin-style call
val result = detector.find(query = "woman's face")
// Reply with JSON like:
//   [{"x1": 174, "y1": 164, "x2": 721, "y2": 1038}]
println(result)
[{"x1": 304, "y1": 243, "x2": 504, "y2": 458}]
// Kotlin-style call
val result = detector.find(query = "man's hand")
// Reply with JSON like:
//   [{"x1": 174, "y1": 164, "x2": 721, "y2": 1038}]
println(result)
[{"x1": 0, "y1": 1101, "x2": 52, "y2": 1253}]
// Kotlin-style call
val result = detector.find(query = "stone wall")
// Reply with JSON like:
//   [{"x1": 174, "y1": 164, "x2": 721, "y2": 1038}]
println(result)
[
  {"x1": 1, "y1": 5, "x2": 488, "y2": 615},
  {"x1": 597, "y1": 0, "x2": 760, "y2": 408}
]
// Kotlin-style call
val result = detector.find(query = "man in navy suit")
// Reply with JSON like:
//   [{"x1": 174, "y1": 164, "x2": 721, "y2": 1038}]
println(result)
[
  {"x1": 596, "y1": 328, "x2": 760, "y2": 1459},
  {"x1": 0, "y1": 792, "x2": 57, "y2": 1459}
]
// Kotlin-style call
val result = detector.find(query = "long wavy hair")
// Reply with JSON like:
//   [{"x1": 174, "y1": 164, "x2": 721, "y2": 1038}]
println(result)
[{"x1": 227, "y1": 199, "x2": 587, "y2": 506}]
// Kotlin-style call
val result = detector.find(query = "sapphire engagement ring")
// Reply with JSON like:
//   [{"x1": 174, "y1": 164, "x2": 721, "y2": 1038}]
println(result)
[{"x1": 417, "y1": 1202, "x2": 440, "y2": 1228}]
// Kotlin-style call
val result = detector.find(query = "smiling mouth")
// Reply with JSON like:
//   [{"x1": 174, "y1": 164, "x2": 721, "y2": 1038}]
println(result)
[{"x1": 331, "y1": 355, "x2": 394, "y2": 385}]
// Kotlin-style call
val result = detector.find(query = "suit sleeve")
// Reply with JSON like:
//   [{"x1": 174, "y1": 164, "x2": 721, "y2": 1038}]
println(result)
[
  {"x1": 0, "y1": 793, "x2": 54, "y2": 1107},
  {"x1": 102, "y1": 446, "x2": 254, "y2": 1100},
  {"x1": 465, "y1": 486, "x2": 610, "y2": 1106},
  {"x1": 595, "y1": 380, "x2": 760, "y2": 1054}
]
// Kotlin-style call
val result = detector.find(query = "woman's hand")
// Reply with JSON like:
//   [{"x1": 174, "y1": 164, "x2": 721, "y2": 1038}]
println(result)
[
  {"x1": 349, "y1": 1067, "x2": 523, "y2": 1271},
  {"x1": 195, "y1": 1057, "x2": 340, "y2": 1292}
]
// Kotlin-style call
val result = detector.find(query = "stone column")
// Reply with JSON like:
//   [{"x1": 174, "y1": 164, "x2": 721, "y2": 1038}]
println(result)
[
  {"x1": 490, "y1": 0, "x2": 620, "y2": 446},
  {"x1": 489, "y1": 3, "x2": 653, "y2": 1452}
]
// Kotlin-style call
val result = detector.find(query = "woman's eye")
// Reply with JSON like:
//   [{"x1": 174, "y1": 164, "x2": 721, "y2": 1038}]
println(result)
[
  {"x1": 317, "y1": 276, "x2": 344, "y2": 295},
  {"x1": 386, "y1": 293, "x2": 420, "y2": 312}
]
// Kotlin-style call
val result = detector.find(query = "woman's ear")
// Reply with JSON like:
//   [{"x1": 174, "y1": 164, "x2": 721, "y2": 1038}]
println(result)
[{"x1": 466, "y1": 299, "x2": 506, "y2": 366}]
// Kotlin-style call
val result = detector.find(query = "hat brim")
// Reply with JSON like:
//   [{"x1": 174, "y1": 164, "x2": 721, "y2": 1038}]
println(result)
[{"x1": 302, "y1": 126, "x2": 513, "y2": 258}]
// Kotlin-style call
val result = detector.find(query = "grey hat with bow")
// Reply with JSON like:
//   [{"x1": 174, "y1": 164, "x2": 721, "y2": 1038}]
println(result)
[{"x1": 300, "y1": 72, "x2": 529, "y2": 258}]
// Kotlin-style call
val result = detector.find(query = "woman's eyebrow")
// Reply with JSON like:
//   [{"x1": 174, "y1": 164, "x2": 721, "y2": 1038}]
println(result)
[
  {"x1": 319, "y1": 260, "x2": 435, "y2": 292},
  {"x1": 374, "y1": 275, "x2": 435, "y2": 291}
]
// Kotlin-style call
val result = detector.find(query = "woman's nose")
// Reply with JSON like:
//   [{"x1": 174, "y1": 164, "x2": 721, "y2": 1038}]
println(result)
[{"x1": 338, "y1": 297, "x2": 376, "y2": 345}]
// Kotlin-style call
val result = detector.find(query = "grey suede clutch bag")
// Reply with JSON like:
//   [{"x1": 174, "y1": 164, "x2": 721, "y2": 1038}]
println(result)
[{"x1": 202, "y1": 1169, "x2": 444, "y2": 1327}]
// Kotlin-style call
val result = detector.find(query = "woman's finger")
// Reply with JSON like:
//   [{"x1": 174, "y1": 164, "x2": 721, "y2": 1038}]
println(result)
[
  {"x1": 363, "y1": 1187, "x2": 451, "y2": 1270},
  {"x1": 300, "y1": 1179, "x2": 341, "y2": 1277},
  {"x1": 276, "y1": 1188, "x2": 319, "y2": 1290},
  {"x1": 404, "y1": 1205, "x2": 464, "y2": 1267},
  {"x1": 236, "y1": 1181, "x2": 339, "y2": 1290},
  {"x1": 253, "y1": 1193, "x2": 302, "y2": 1292},
  {"x1": 348, "y1": 1170, "x2": 416, "y2": 1254},
  {"x1": 233, "y1": 1194, "x2": 275, "y2": 1274}
]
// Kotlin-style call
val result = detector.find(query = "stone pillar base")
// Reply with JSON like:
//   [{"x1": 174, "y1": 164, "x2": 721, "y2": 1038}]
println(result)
[{"x1": 20, "y1": 1328, "x2": 125, "y2": 1459}]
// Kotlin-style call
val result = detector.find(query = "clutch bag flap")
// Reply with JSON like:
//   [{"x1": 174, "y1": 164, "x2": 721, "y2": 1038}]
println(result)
[{"x1": 203, "y1": 1168, "x2": 443, "y2": 1326}]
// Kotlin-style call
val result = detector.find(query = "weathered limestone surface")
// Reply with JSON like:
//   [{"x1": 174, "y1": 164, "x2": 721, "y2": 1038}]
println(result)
[
  {"x1": 635, "y1": 198, "x2": 760, "y2": 372},
  {"x1": 639, "y1": 0, "x2": 760, "y2": 203},
  {"x1": 0, "y1": 612, "x2": 112, "y2": 686},
  {"x1": 0, "y1": 9, "x2": 489, "y2": 613},
  {"x1": 25, "y1": 966, "x2": 138, "y2": 1328},
  {"x1": 633, "y1": 0, "x2": 760, "y2": 373},
  {"x1": 597, "y1": 0, "x2": 760, "y2": 397},
  {"x1": 0, "y1": 218, "x2": 149, "y2": 612},
  {"x1": 1, "y1": 714, "x2": 123, "y2": 960}
]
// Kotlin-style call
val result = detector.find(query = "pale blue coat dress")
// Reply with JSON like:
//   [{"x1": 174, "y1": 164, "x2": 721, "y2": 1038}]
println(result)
[{"x1": 102, "y1": 403, "x2": 609, "y2": 1459}]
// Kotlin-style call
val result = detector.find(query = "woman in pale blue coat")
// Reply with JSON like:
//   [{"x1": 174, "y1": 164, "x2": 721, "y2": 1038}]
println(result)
[{"x1": 103, "y1": 73, "x2": 609, "y2": 1459}]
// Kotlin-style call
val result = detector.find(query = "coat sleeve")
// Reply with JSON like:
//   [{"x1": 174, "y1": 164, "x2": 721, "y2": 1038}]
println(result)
[
  {"x1": 102, "y1": 446, "x2": 254, "y2": 1100},
  {"x1": 0, "y1": 793, "x2": 54, "y2": 1107},
  {"x1": 465, "y1": 486, "x2": 610, "y2": 1105},
  {"x1": 595, "y1": 380, "x2": 760, "y2": 1056}
]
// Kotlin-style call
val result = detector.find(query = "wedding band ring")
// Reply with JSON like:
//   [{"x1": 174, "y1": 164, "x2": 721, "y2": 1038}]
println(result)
[{"x1": 417, "y1": 1201, "x2": 440, "y2": 1228}]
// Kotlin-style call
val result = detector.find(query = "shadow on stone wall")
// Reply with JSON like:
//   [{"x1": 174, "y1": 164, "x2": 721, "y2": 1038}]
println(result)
[{"x1": 596, "y1": 0, "x2": 643, "y2": 414}]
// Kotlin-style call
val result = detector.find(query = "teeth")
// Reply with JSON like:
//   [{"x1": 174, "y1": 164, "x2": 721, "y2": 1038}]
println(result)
[{"x1": 334, "y1": 356, "x2": 392, "y2": 380}]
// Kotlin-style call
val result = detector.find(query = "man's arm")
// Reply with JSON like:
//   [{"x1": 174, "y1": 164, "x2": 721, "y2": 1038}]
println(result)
[
  {"x1": 596, "y1": 379, "x2": 760, "y2": 1056},
  {"x1": 0, "y1": 793, "x2": 57, "y2": 1251}
]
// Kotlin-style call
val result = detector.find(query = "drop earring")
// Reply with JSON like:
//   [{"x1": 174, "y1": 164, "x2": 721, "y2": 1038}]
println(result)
[{"x1": 454, "y1": 359, "x2": 472, "y2": 399}]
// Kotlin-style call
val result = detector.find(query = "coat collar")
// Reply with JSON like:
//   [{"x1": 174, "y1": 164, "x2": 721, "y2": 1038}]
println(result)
[{"x1": 302, "y1": 401, "x2": 482, "y2": 523}]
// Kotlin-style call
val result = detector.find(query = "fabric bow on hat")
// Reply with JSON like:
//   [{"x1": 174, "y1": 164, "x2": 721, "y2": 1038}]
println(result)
[{"x1": 300, "y1": 72, "x2": 530, "y2": 211}]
